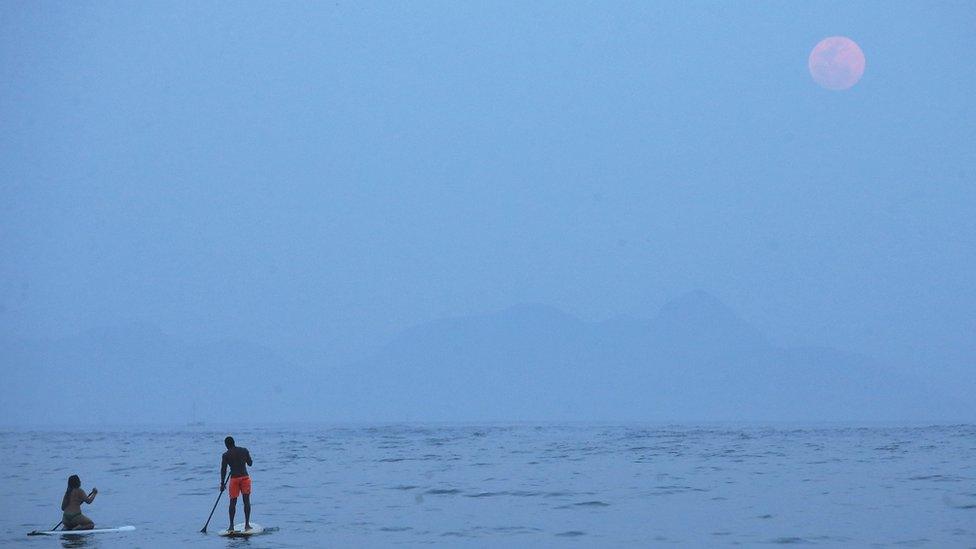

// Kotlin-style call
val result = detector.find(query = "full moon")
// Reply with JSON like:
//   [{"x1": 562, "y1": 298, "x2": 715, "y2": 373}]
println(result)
[{"x1": 808, "y1": 36, "x2": 865, "y2": 90}]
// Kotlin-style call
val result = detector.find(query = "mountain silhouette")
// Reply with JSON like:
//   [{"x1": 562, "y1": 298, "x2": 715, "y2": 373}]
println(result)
[
  {"x1": 327, "y1": 291, "x2": 959, "y2": 421},
  {"x1": 3, "y1": 324, "x2": 315, "y2": 425},
  {"x1": 2, "y1": 292, "x2": 966, "y2": 424}
]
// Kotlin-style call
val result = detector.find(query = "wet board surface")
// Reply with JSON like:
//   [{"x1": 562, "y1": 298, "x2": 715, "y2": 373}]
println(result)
[
  {"x1": 28, "y1": 525, "x2": 136, "y2": 536},
  {"x1": 218, "y1": 523, "x2": 264, "y2": 537}
]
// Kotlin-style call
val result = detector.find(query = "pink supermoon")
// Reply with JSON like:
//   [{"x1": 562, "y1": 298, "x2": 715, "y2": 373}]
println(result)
[{"x1": 808, "y1": 36, "x2": 865, "y2": 90}]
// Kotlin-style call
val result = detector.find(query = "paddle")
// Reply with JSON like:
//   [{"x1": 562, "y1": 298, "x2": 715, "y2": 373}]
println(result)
[
  {"x1": 200, "y1": 472, "x2": 229, "y2": 533},
  {"x1": 27, "y1": 520, "x2": 62, "y2": 536}
]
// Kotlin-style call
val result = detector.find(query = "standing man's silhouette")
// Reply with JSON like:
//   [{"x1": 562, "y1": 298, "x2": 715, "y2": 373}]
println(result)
[{"x1": 220, "y1": 436, "x2": 253, "y2": 532}]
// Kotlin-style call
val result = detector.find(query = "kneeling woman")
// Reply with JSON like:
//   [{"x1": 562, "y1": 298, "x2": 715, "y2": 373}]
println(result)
[{"x1": 61, "y1": 475, "x2": 98, "y2": 530}]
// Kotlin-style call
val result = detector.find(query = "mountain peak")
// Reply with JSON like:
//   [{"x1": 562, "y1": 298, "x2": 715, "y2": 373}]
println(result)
[{"x1": 654, "y1": 290, "x2": 768, "y2": 353}]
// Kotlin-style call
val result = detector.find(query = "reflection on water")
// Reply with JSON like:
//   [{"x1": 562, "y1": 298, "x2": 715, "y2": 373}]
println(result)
[{"x1": 60, "y1": 534, "x2": 100, "y2": 549}]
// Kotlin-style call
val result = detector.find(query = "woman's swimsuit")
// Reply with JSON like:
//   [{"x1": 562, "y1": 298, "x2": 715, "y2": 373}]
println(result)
[{"x1": 62, "y1": 511, "x2": 91, "y2": 529}]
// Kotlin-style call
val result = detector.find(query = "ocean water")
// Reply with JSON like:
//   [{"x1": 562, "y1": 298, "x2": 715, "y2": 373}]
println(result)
[{"x1": 2, "y1": 424, "x2": 974, "y2": 547}]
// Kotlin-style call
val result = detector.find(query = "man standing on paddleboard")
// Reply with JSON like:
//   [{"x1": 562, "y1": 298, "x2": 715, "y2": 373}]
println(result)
[{"x1": 220, "y1": 436, "x2": 253, "y2": 532}]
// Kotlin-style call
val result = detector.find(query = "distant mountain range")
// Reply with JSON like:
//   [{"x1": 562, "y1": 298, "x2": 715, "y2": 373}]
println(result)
[
  {"x1": 2, "y1": 323, "x2": 316, "y2": 425},
  {"x1": 323, "y1": 291, "x2": 966, "y2": 422},
  {"x1": 2, "y1": 291, "x2": 969, "y2": 424}
]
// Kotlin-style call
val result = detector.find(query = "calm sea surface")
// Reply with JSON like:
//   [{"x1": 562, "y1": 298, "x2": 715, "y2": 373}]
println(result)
[{"x1": 2, "y1": 424, "x2": 974, "y2": 547}]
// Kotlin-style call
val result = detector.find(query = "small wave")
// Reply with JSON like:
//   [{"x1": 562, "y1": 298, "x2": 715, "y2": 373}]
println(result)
[
  {"x1": 426, "y1": 488, "x2": 461, "y2": 495},
  {"x1": 909, "y1": 474, "x2": 961, "y2": 482},
  {"x1": 107, "y1": 465, "x2": 140, "y2": 472},
  {"x1": 573, "y1": 501, "x2": 609, "y2": 507},
  {"x1": 942, "y1": 495, "x2": 976, "y2": 509},
  {"x1": 890, "y1": 539, "x2": 931, "y2": 546},
  {"x1": 464, "y1": 490, "x2": 541, "y2": 498},
  {"x1": 654, "y1": 484, "x2": 708, "y2": 492},
  {"x1": 874, "y1": 444, "x2": 904, "y2": 451},
  {"x1": 555, "y1": 530, "x2": 586, "y2": 537},
  {"x1": 770, "y1": 536, "x2": 811, "y2": 544},
  {"x1": 491, "y1": 526, "x2": 541, "y2": 534}
]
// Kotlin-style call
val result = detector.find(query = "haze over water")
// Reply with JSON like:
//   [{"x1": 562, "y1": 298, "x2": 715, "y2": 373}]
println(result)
[{"x1": 2, "y1": 2, "x2": 975, "y2": 425}]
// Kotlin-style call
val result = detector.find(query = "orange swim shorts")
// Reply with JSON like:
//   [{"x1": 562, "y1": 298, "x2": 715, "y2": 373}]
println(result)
[{"x1": 228, "y1": 476, "x2": 251, "y2": 498}]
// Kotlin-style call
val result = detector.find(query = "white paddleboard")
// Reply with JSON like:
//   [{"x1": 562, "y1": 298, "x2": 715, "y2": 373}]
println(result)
[
  {"x1": 219, "y1": 523, "x2": 264, "y2": 537},
  {"x1": 29, "y1": 525, "x2": 136, "y2": 536}
]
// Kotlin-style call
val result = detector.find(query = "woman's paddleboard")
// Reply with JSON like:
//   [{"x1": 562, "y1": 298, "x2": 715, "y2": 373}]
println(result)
[
  {"x1": 219, "y1": 523, "x2": 264, "y2": 537},
  {"x1": 28, "y1": 525, "x2": 136, "y2": 536}
]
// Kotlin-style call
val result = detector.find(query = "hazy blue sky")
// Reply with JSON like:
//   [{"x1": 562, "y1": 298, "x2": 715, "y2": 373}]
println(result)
[{"x1": 2, "y1": 2, "x2": 974, "y2": 372}]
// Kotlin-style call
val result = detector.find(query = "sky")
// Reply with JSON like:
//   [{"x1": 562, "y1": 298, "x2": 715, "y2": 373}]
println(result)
[{"x1": 2, "y1": 1, "x2": 974, "y2": 376}]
